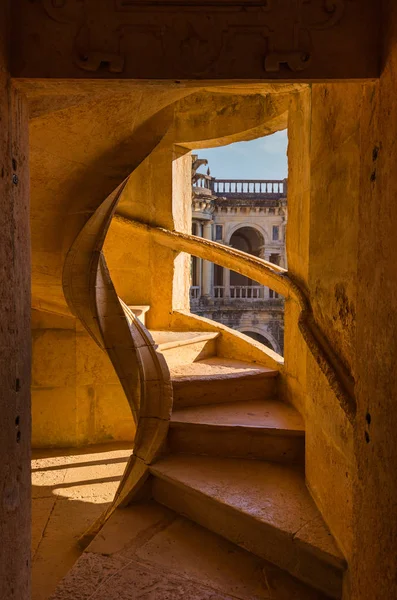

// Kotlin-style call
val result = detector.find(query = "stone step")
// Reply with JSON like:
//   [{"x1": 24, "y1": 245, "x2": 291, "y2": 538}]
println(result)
[
  {"x1": 150, "y1": 455, "x2": 345, "y2": 599},
  {"x1": 53, "y1": 501, "x2": 331, "y2": 600},
  {"x1": 150, "y1": 330, "x2": 218, "y2": 367},
  {"x1": 169, "y1": 399, "x2": 305, "y2": 463},
  {"x1": 170, "y1": 357, "x2": 278, "y2": 408}
]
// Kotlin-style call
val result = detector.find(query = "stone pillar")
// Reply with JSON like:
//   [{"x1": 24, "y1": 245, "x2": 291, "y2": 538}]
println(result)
[
  {"x1": 263, "y1": 251, "x2": 272, "y2": 299},
  {"x1": 202, "y1": 221, "x2": 213, "y2": 297},
  {"x1": 197, "y1": 222, "x2": 203, "y2": 296},
  {"x1": 223, "y1": 267, "x2": 230, "y2": 298},
  {"x1": 0, "y1": 5, "x2": 31, "y2": 598}
]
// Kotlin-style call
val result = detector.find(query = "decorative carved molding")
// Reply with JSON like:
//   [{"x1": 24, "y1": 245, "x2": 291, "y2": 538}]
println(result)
[{"x1": 41, "y1": 0, "x2": 347, "y2": 76}]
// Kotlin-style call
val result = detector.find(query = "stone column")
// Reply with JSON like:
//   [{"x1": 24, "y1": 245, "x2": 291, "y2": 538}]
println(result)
[
  {"x1": 202, "y1": 221, "x2": 213, "y2": 297},
  {"x1": 195, "y1": 222, "x2": 203, "y2": 296},
  {"x1": 223, "y1": 267, "x2": 230, "y2": 298},
  {"x1": 263, "y1": 251, "x2": 272, "y2": 299}
]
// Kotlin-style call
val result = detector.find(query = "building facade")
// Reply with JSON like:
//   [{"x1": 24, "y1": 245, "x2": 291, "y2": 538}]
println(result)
[{"x1": 191, "y1": 156, "x2": 287, "y2": 355}]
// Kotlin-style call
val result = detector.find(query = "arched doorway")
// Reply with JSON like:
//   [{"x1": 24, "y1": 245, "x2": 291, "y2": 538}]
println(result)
[{"x1": 228, "y1": 226, "x2": 264, "y2": 290}]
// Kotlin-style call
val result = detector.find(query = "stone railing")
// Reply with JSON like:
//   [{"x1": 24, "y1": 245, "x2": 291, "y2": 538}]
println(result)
[
  {"x1": 192, "y1": 175, "x2": 212, "y2": 191},
  {"x1": 230, "y1": 285, "x2": 263, "y2": 299},
  {"x1": 213, "y1": 285, "x2": 224, "y2": 298},
  {"x1": 191, "y1": 285, "x2": 284, "y2": 306},
  {"x1": 63, "y1": 177, "x2": 173, "y2": 549},
  {"x1": 190, "y1": 285, "x2": 201, "y2": 299},
  {"x1": 211, "y1": 178, "x2": 286, "y2": 198},
  {"x1": 123, "y1": 218, "x2": 356, "y2": 425}
]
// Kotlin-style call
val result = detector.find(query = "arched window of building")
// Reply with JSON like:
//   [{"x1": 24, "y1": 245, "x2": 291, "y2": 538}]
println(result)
[{"x1": 228, "y1": 227, "x2": 264, "y2": 287}]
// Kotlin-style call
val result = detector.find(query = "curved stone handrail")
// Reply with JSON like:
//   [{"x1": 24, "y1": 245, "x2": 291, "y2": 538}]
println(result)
[
  {"x1": 62, "y1": 182, "x2": 173, "y2": 547},
  {"x1": 117, "y1": 217, "x2": 356, "y2": 424}
]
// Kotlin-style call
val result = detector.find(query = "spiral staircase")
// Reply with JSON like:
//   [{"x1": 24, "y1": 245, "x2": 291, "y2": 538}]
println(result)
[
  {"x1": 51, "y1": 312, "x2": 346, "y2": 599},
  {"x1": 53, "y1": 172, "x2": 351, "y2": 600},
  {"x1": 148, "y1": 328, "x2": 345, "y2": 598},
  {"x1": 43, "y1": 91, "x2": 356, "y2": 600}
]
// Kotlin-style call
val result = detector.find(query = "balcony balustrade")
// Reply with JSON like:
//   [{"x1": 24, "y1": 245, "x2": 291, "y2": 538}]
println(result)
[
  {"x1": 230, "y1": 285, "x2": 263, "y2": 299},
  {"x1": 192, "y1": 176, "x2": 212, "y2": 191},
  {"x1": 193, "y1": 176, "x2": 287, "y2": 199},
  {"x1": 211, "y1": 179, "x2": 286, "y2": 198},
  {"x1": 190, "y1": 286, "x2": 201, "y2": 299},
  {"x1": 190, "y1": 285, "x2": 284, "y2": 305},
  {"x1": 214, "y1": 286, "x2": 224, "y2": 298}
]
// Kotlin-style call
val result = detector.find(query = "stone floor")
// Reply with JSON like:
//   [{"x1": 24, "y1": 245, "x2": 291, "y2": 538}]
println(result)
[
  {"x1": 32, "y1": 444, "x2": 329, "y2": 600},
  {"x1": 50, "y1": 501, "x2": 329, "y2": 600},
  {"x1": 32, "y1": 443, "x2": 132, "y2": 600}
]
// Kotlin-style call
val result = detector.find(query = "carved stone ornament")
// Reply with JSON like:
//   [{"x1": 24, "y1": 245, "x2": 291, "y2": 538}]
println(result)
[{"x1": 42, "y1": 0, "x2": 346, "y2": 76}]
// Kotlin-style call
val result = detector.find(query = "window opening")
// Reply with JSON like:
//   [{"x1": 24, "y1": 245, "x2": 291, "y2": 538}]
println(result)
[
  {"x1": 215, "y1": 225, "x2": 223, "y2": 241},
  {"x1": 190, "y1": 131, "x2": 287, "y2": 356}
]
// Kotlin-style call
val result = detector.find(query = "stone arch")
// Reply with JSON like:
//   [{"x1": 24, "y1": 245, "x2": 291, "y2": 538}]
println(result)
[
  {"x1": 239, "y1": 327, "x2": 281, "y2": 355},
  {"x1": 225, "y1": 222, "x2": 269, "y2": 246}
]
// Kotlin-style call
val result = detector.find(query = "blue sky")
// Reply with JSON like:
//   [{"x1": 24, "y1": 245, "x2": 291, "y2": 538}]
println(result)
[{"x1": 196, "y1": 129, "x2": 288, "y2": 180}]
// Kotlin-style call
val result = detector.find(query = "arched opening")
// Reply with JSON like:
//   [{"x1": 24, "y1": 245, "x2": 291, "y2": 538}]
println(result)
[
  {"x1": 189, "y1": 135, "x2": 287, "y2": 348},
  {"x1": 241, "y1": 330, "x2": 276, "y2": 352},
  {"x1": 229, "y1": 227, "x2": 264, "y2": 287}
]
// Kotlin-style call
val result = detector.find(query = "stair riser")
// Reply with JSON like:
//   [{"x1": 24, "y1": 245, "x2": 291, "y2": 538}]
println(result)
[
  {"x1": 168, "y1": 425, "x2": 305, "y2": 464},
  {"x1": 172, "y1": 376, "x2": 277, "y2": 409},
  {"x1": 161, "y1": 339, "x2": 216, "y2": 367},
  {"x1": 152, "y1": 476, "x2": 343, "y2": 599}
]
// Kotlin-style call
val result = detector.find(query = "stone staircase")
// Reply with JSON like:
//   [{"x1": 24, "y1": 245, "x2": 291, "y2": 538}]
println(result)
[
  {"x1": 52, "y1": 328, "x2": 346, "y2": 600},
  {"x1": 148, "y1": 329, "x2": 346, "y2": 599}
]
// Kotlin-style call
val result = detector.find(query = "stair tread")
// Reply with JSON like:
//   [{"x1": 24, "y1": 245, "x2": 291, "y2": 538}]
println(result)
[
  {"x1": 171, "y1": 399, "x2": 304, "y2": 435},
  {"x1": 150, "y1": 455, "x2": 344, "y2": 568},
  {"x1": 170, "y1": 357, "x2": 278, "y2": 381},
  {"x1": 150, "y1": 330, "x2": 218, "y2": 350}
]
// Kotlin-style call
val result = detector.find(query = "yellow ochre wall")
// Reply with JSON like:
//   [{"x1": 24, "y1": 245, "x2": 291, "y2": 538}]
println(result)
[
  {"x1": 30, "y1": 87, "x2": 291, "y2": 447},
  {"x1": 285, "y1": 84, "x2": 364, "y2": 563},
  {"x1": 31, "y1": 310, "x2": 135, "y2": 447}
]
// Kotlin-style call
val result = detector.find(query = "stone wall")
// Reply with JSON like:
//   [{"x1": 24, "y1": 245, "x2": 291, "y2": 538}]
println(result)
[
  {"x1": 287, "y1": 82, "x2": 369, "y2": 562},
  {"x1": 31, "y1": 310, "x2": 134, "y2": 448},
  {"x1": 305, "y1": 82, "x2": 360, "y2": 562},
  {"x1": 0, "y1": 2, "x2": 31, "y2": 598},
  {"x1": 286, "y1": 57, "x2": 397, "y2": 596},
  {"x1": 28, "y1": 89, "x2": 290, "y2": 448},
  {"x1": 351, "y1": 2, "x2": 397, "y2": 597}
]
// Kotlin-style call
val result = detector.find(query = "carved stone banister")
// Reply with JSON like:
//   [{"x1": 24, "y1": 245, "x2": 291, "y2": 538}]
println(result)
[
  {"x1": 116, "y1": 216, "x2": 291, "y2": 299},
  {"x1": 116, "y1": 216, "x2": 356, "y2": 424},
  {"x1": 62, "y1": 183, "x2": 173, "y2": 548}
]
